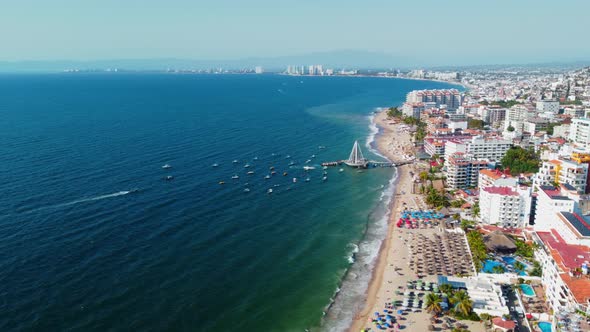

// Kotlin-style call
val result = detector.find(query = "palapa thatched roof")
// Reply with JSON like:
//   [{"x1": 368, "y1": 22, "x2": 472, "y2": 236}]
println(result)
[{"x1": 483, "y1": 230, "x2": 517, "y2": 253}]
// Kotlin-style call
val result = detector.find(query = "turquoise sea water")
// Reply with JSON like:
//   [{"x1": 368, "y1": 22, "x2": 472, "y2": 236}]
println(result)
[{"x1": 0, "y1": 74, "x2": 456, "y2": 331}]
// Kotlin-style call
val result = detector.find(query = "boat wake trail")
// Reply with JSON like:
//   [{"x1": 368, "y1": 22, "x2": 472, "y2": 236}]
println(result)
[{"x1": 20, "y1": 190, "x2": 135, "y2": 214}]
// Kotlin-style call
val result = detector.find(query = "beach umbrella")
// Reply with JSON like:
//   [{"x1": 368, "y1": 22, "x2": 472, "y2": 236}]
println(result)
[
  {"x1": 397, "y1": 309, "x2": 403, "y2": 315},
  {"x1": 375, "y1": 312, "x2": 380, "y2": 316}
]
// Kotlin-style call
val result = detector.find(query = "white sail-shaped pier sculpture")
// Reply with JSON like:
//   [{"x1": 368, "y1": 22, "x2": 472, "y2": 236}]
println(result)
[{"x1": 344, "y1": 140, "x2": 369, "y2": 168}]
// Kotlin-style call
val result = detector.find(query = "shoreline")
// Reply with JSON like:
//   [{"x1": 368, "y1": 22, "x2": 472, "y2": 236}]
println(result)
[
  {"x1": 347, "y1": 110, "x2": 485, "y2": 332},
  {"x1": 348, "y1": 110, "x2": 416, "y2": 331},
  {"x1": 276, "y1": 73, "x2": 467, "y2": 90}
]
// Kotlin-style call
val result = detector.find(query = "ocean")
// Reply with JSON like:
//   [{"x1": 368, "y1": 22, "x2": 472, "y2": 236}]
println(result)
[{"x1": 0, "y1": 73, "x2": 455, "y2": 331}]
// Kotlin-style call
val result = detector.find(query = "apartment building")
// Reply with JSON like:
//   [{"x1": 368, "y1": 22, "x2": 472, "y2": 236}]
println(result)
[
  {"x1": 534, "y1": 158, "x2": 590, "y2": 193},
  {"x1": 445, "y1": 152, "x2": 489, "y2": 189},
  {"x1": 444, "y1": 136, "x2": 512, "y2": 164},
  {"x1": 569, "y1": 118, "x2": 590, "y2": 149},
  {"x1": 479, "y1": 186, "x2": 530, "y2": 228}
]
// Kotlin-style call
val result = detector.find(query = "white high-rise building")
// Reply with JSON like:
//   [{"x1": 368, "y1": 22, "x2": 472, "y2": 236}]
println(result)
[
  {"x1": 569, "y1": 118, "x2": 590, "y2": 149},
  {"x1": 534, "y1": 158, "x2": 589, "y2": 194},
  {"x1": 444, "y1": 136, "x2": 512, "y2": 164},
  {"x1": 536, "y1": 100, "x2": 560, "y2": 114},
  {"x1": 479, "y1": 186, "x2": 531, "y2": 228}
]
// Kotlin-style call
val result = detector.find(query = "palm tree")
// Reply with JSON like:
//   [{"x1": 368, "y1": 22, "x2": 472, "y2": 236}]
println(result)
[
  {"x1": 452, "y1": 290, "x2": 473, "y2": 316},
  {"x1": 439, "y1": 283, "x2": 453, "y2": 296},
  {"x1": 419, "y1": 171, "x2": 429, "y2": 183},
  {"x1": 492, "y1": 265, "x2": 505, "y2": 274},
  {"x1": 472, "y1": 202, "x2": 480, "y2": 219},
  {"x1": 514, "y1": 261, "x2": 525, "y2": 272},
  {"x1": 425, "y1": 292, "x2": 443, "y2": 314}
]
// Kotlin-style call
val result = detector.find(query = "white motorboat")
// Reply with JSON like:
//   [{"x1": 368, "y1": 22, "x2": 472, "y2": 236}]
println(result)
[
  {"x1": 162, "y1": 164, "x2": 172, "y2": 169},
  {"x1": 303, "y1": 166, "x2": 315, "y2": 171},
  {"x1": 305, "y1": 178, "x2": 310, "y2": 182},
  {"x1": 265, "y1": 175, "x2": 271, "y2": 179},
  {"x1": 339, "y1": 168, "x2": 344, "y2": 172},
  {"x1": 232, "y1": 175, "x2": 239, "y2": 179},
  {"x1": 244, "y1": 164, "x2": 251, "y2": 168},
  {"x1": 292, "y1": 178, "x2": 297, "y2": 183},
  {"x1": 322, "y1": 176, "x2": 327, "y2": 181},
  {"x1": 244, "y1": 188, "x2": 250, "y2": 192},
  {"x1": 211, "y1": 163, "x2": 218, "y2": 168},
  {"x1": 267, "y1": 188, "x2": 273, "y2": 194},
  {"x1": 232, "y1": 160, "x2": 238, "y2": 164},
  {"x1": 247, "y1": 171, "x2": 255, "y2": 175}
]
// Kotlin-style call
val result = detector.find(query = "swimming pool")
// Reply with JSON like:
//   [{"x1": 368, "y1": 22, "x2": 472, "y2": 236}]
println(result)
[
  {"x1": 502, "y1": 256, "x2": 529, "y2": 275},
  {"x1": 520, "y1": 284, "x2": 536, "y2": 297},
  {"x1": 538, "y1": 321, "x2": 551, "y2": 332},
  {"x1": 482, "y1": 260, "x2": 504, "y2": 273}
]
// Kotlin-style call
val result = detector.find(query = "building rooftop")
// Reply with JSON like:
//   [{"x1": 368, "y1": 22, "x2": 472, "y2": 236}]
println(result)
[
  {"x1": 536, "y1": 231, "x2": 590, "y2": 304},
  {"x1": 539, "y1": 185, "x2": 566, "y2": 198},
  {"x1": 480, "y1": 169, "x2": 512, "y2": 180},
  {"x1": 492, "y1": 317, "x2": 516, "y2": 330},
  {"x1": 561, "y1": 212, "x2": 590, "y2": 237},
  {"x1": 483, "y1": 186, "x2": 519, "y2": 196}
]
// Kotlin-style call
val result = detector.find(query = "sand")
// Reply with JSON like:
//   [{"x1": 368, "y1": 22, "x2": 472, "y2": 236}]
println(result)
[{"x1": 347, "y1": 110, "x2": 485, "y2": 332}]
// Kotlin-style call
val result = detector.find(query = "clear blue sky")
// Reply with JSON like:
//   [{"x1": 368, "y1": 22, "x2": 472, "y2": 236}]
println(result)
[{"x1": 1, "y1": 0, "x2": 589, "y2": 65}]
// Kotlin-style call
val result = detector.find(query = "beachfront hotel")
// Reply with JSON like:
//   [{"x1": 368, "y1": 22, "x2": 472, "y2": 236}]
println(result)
[
  {"x1": 406, "y1": 89, "x2": 462, "y2": 110},
  {"x1": 444, "y1": 136, "x2": 512, "y2": 166},
  {"x1": 445, "y1": 152, "x2": 489, "y2": 189},
  {"x1": 479, "y1": 186, "x2": 531, "y2": 228}
]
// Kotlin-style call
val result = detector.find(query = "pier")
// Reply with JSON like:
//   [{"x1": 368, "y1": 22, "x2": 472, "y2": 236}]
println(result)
[{"x1": 320, "y1": 141, "x2": 414, "y2": 168}]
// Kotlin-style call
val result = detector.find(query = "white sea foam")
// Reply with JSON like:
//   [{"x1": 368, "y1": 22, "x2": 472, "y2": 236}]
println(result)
[
  {"x1": 365, "y1": 109, "x2": 390, "y2": 162},
  {"x1": 321, "y1": 112, "x2": 399, "y2": 331}
]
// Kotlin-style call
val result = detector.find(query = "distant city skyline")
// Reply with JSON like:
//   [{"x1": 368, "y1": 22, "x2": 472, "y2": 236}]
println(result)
[{"x1": 1, "y1": 0, "x2": 590, "y2": 67}]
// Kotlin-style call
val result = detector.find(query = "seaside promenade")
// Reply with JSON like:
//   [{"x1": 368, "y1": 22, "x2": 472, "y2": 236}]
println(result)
[{"x1": 348, "y1": 111, "x2": 485, "y2": 332}]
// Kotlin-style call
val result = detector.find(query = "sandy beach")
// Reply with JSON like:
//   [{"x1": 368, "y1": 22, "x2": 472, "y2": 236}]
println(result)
[{"x1": 348, "y1": 110, "x2": 485, "y2": 332}]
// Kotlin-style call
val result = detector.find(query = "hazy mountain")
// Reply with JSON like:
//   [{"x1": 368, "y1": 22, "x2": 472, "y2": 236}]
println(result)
[{"x1": 0, "y1": 50, "x2": 588, "y2": 73}]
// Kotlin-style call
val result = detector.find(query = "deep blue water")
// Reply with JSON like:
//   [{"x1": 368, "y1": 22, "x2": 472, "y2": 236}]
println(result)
[{"x1": 0, "y1": 73, "x2": 455, "y2": 331}]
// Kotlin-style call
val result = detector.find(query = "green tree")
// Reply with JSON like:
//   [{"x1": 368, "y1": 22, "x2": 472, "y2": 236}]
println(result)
[
  {"x1": 468, "y1": 119, "x2": 485, "y2": 129},
  {"x1": 425, "y1": 292, "x2": 443, "y2": 314},
  {"x1": 501, "y1": 146, "x2": 540, "y2": 175},
  {"x1": 466, "y1": 231, "x2": 488, "y2": 271},
  {"x1": 530, "y1": 261, "x2": 542, "y2": 277},
  {"x1": 439, "y1": 283, "x2": 453, "y2": 296},
  {"x1": 514, "y1": 239, "x2": 534, "y2": 258},
  {"x1": 507, "y1": 125, "x2": 515, "y2": 132},
  {"x1": 452, "y1": 290, "x2": 473, "y2": 317},
  {"x1": 514, "y1": 261, "x2": 525, "y2": 272},
  {"x1": 386, "y1": 107, "x2": 403, "y2": 118},
  {"x1": 419, "y1": 171, "x2": 429, "y2": 183},
  {"x1": 472, "y1": 202, "x2": 480, "y2": 218},
  {"x1": 492, "y1": 265, "x2": 505, "y2": 274}
]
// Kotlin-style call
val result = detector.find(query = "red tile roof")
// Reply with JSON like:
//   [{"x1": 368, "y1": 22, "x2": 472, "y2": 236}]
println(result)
[
  {"x1": 536, "y1": 231, "x2": 590, "y2": 304},
  {"x1": 492, "y1": 317, "x2": 516, "y2": 330},
  {"x1": 483, "y1": 186, "x2": 519, "y2": 196}
]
